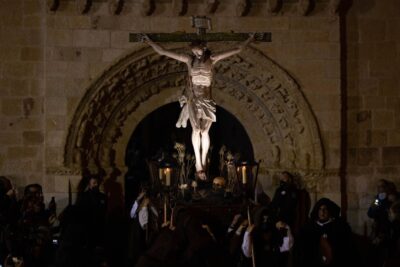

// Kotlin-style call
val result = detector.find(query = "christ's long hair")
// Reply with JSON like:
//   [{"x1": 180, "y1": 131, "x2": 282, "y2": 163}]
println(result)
[{"x1": 190, "y1": 40, "x2": 211, "y2": 60}]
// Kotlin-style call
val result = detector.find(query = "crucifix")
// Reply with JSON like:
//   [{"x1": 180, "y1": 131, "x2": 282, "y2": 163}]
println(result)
[{"x1": 130, "y1": 16, "x2": 271, "y2": 181}]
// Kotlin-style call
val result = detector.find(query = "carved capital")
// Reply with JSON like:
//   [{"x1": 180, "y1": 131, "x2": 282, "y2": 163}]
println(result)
[
  {"x1": 108, "y1": 0, "x2": 124, "y2": 15},
  {"x1": 236, "y1": 0, "x2": 250, "y2": 17},
  {"x1": 203, "y1": 0, "x2": 219, "y2": 14},
  {"x1": 140, "y1": 0, "x2": 155, "y2": 16},
  {"x1": 171, "y1": 0, "x2": 187, "y2": 16},
  {"x1": 47, "y1": 0, "x2": 60, "y2": 12},
  {"x1": 76, "y1": 0, "x2": 92, "y2": 14},
  {"x1": 297, "y1": 0, "x2": 312, "y2": 16},
  {"x1": 326, "y1": 0, "x2": 341, "y2": 16},
  {"x1": 266, "y1": 0, "x2": 281, "y2": 14}
]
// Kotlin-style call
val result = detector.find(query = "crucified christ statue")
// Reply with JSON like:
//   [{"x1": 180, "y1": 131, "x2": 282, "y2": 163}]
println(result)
[{"x1": 141, "y1": 33, "x2": 254, "y2": 180}]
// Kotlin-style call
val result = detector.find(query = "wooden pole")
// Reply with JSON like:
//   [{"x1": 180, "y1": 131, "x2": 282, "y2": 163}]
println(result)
[
  {"x1": 68, "y1": 179, "x2": 72, "y2": 206},
  {"x1": 163, "y1": 196, "x2": 167, "y2": 225},
  {"x1": 247, "y1": 205, "x2": 256, "y2": 267}
]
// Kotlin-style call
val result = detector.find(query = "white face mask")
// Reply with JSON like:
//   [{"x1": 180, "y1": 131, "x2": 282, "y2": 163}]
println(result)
[
  {"x1": 138, "y1": 207, "x2": 149, "y2": 228},
  {"x1": 378, "y1": 192, "x2": 387, "y2": 200}
]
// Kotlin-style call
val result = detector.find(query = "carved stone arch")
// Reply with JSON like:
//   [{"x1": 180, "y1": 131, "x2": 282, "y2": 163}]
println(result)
[{"x1": 64, "y1": 44, "x2": 324, "y2": 178}]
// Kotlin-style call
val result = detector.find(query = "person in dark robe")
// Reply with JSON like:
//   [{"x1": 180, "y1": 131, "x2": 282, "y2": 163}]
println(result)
[
  {"x1": 384, "y1": 200, "x2": 400, "y2": 267},
  {"x1": 136, "y1": 208, "x2": 232, "y2": 267},
  {"x1": 368, "y1": 179, "x2": 393, "y2": 245},
  {"x1": 55, "y1": 205, "x2": 90, "y2": 267},
  {"x1": 294, "y1": 198, "x2": 354, "y2": 267},
  {"x1": 241, "y1": 205, "x2": 294, "y2": 267},
  {"x1": 75, "y1": 176, "x2": 107, "y2": 256},
  {"x1": 0, "y1": 177, "x2": 20, "y2": 264},
  {"x1": 271, "y1": 172, "x2": 299, "y2": 231}
]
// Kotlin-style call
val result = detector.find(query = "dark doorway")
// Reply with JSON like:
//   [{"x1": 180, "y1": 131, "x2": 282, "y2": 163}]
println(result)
[{"x1": 124, "y1": 102, "x2": 254, "y2": 205}]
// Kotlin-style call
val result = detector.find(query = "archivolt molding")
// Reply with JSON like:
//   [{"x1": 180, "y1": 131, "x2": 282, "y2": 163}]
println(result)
[{"x1": 64, "y1": 44, "x2": 324, "y2": 178}]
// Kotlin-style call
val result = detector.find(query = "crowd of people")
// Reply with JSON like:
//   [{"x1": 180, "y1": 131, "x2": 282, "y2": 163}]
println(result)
[
  {"x1": 0, "y1": 175, "x2": 110, "y2": 267},
  {"x1": 1, "y1": 174, "x2": 400, "y2": 267}
]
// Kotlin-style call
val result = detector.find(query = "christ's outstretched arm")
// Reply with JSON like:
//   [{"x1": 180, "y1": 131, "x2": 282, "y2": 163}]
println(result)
[
  {"x1": 210, "y1": 33, "x2": 255, "y2": 64},
  {"x1": 141, "y1": 34, "x2": 191, "y2": 63}
]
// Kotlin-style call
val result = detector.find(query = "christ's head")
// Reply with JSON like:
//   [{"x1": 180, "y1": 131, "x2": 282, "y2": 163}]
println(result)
[{"x1": 190, "y1": 41, "x2": 208, "y2": 59}]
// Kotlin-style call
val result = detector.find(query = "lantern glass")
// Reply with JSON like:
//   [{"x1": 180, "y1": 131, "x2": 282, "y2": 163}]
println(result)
[
  {"x1": 158, "y1": 162, "x2": 176, "y2": 189},
  {"x1": 236, "y1": 161, "x2": 260, "y2": 199}
]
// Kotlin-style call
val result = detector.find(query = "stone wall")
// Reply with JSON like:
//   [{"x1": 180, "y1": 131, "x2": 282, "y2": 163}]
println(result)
[
  {"x1": 1, "y1": 0, "x2": 378, "y2": 231},
  {"x1": 346, "y1": 0, "x2": 400, "y2": 234},
  {"x1": 0, "y1": 0, "x2": 46, "y2": 193}
]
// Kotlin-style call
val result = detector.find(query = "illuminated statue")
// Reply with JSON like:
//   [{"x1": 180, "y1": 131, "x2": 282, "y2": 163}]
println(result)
[{"x1": 142, "y1": 33, "x2": 254, "y2": 180}]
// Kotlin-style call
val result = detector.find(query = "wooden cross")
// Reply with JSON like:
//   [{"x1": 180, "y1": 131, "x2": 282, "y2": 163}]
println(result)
[{"x1": 129, "y1": 16, "x2": 271, "y2": 43}]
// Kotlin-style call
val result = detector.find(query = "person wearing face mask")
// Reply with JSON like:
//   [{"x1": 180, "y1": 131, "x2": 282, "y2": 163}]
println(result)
[
  {"x1": 271, "y1": 172, "x2": 299, "y2": 233},
  {"x1": 367, "y1": 179, "x2": 393, "y2": 253}
]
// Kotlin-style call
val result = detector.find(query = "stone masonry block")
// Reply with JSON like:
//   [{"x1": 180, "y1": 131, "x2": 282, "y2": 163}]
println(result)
[
  {"x1": 370, "y1": 57, "x2": 398, "y2": 78},
  {"x1": 290, "y1": 17, "x2": 337, "y2": 32},
  {"x1": 386, "y1": 19, "x2": 400, "y2": 42},
  {"x1": 379, "y1": 78, "x2": 400, "y2": 96},
  {"x1": 376, "y1": 167, "x2": 400, "y2": 177},
  {"x1": 1, "y1": 98, "x2": 22, "y2": 116},
  {"x1": 23, "y1": 15, "x2": 43, "y2": 28},
  {"x1": 18, "y1": 117, "x2": 44, "y2": 131},
  {"x1": 46, "y1": 130, "x2": 65, "y2": 147},
  {"x1": 364, "y1": 96, "x2": 386, "y2": 109},
  {"x1": 110, "y1": 31, "x2": 131, "y2": 49},
  {"x1": 46, "y1": 97, "x2": 67, "y2": 115},
  {"x1": 102, "y1": 48, "x2": 125, "y2": 62},
  {"x1": 7, "y1": 146, "x2": 38, "y2": 159},
  {"x1": 317, "y1": 111, "x2": 340, "y2": 130},
  {"x1": 21, "y1": 47, "x2": 43, "y2": 61},
  {"x1": 0, "y1": 13, "x2": 23, "y2": 27},
  {"x1": 50, "y1": 47, "x2": 82, "y2": 62},
  {"x1": 359, "y1": 19, "x2": 386, "y2": 43},
  {"x1": 0, "y1": 132, "x2": 22, "y2": 145},
  {"x1": 2, "y1": 62, "x2": 35, "y2": 78},
  {"x1": 0, "y1": 46, "x2": 21, "y2": 61},
  {"x1": 91, "y1": 16, "x2": 120, "y2": 30},
  {"x1": 8, "y1": 79, "x2": 30, "y2": 96},
  {"x1": 67, "y1": 16, "x2": 92, "y2": 29},
  {"x1": 367, "y1": 130, "x2": 387, "y2": 147},
  {"x1": 23, "y1": 131, "x2": 44, "y2": 145},
  {"x1": 359, "y1": 79, "x2": 379, "y2": 96},
  {"x1": 73, "y1": 30, "x2": 110, "y2": 48},
  {"x1": 348, "y1": 96, "x2": 362, "y2": 110},
  {"x1": 23, "y1": 0, "x2": 43, "y2": 15},
  {"x1": 46, "y1": 116, "x2": 66, "y2": 131},
  {"x1": 356, "y1": 147, "x2": 379, "y2": 166},
  {"x1": 45, "y1": 147, "x2": 63, "y2": 166},
  {"x1": 387, "y1": 131, "x2": 400, "y2": 146},
  {"x1": 54, "y1": 175, "x2": 82, "y2": 193},
  {"x1": 373, "y1": 110, "x2": 394, "y2": 129},
  {"x1": 46, "y1": 29, "x2": 74, "y2": 47},
  {"x1": 20, "y1": 29, "x2": 43, "y2": 46},
  {"x1": 66, "y1": 62, "x2": 88, "y2": 79},
  {"x1": 382, "y1": 147, "x2": 400, "y2": 165}
]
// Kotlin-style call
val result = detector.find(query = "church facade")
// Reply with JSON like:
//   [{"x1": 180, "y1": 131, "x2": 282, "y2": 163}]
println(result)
[{"x1": 0, "y1": 0, "x2": 399, "y2": 234}]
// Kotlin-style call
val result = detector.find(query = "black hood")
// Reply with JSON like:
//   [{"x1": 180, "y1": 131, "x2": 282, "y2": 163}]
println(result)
[{"x1": 310, "y1": 198, "x2": 341, "y2": 221}]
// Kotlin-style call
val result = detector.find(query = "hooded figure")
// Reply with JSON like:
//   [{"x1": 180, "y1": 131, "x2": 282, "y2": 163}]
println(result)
[
  {"x1": 384, "y1": 200, "x2": 400, "y2": 267},
  {"x1": 294, "y1": 198, "x2": 354, "y2": 267}
]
